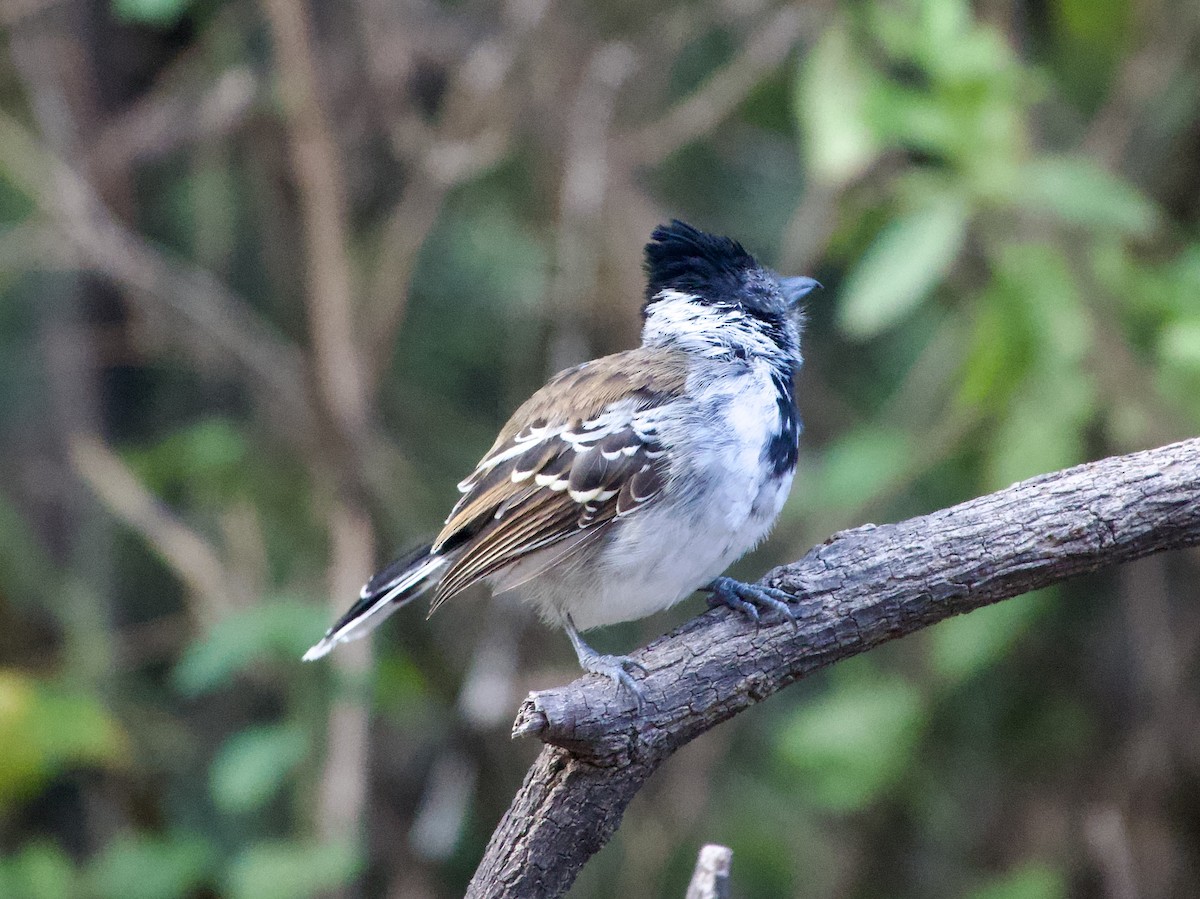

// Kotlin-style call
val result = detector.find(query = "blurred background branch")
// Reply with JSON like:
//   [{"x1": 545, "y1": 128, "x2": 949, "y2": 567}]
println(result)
[
  {"x1": 259, "y1": 0, "x2": 375, "y2": 876},
  {"x1": 70, "y1": 435, "x2": 242, "y2": 625}
]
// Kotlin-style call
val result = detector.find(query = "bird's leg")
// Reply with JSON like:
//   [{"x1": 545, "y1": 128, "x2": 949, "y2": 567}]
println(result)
[
  {"x1": 705, "y1": 576, "x2": 796, "y2": 627},
  {"x1": 563, "y1": 613, "x2": 648, "y2": 708}
]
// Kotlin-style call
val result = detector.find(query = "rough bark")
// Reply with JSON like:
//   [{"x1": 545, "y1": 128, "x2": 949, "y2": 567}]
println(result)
[{"x1": 466, "y1": 437, "x2": 1200, "y2": 898}]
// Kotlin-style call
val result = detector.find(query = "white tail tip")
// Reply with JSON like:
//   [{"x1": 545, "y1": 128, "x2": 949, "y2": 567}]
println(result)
[{"x1": 302, "y1": 638, "x2": 335, "y2": 662}]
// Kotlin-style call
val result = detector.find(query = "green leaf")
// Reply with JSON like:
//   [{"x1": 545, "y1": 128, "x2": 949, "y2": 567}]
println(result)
[
  {"x1": 957, "y1": 290, "x2": 1034, "y2": 408},
  {"x1": 173, "y1": 598, "x2": 330, "y2": 695},
  {"x1": 0, "y1": 491, "x2": 57, "y2": 610},
  {"x1": 804, "y1": 426, "x2": 913, "y2": 514},
  {"x1": 1015, "y1": 157, "x2": 1158, "y2": 237},
  {"x1": 111, "y1": 0, "x2": 195, "y2": 27},
  {"x1": 87, "y1": 834, "x2": 213, "y2": 899},
  {"x1": 838, "y1": 196, "x2": 970, "y2": 338},
  {"x1": 797, "y1": 25, "x2": 881, "y2": 187},
  {"x1": 0, "y1": 843, "x2": 78, "y2": 899},
  {"x1": 776, "y1": 676, "x2": 924, "y2": 811},
  {"x1": 959, "y1": 243, "x2": 1089, "y2": 409},
  {"x1": 126, "y1": 417, "x2": 248, "y2": 501},
  {"x1": 0, "y1": 672, "x2": 126, "y2": 807},
  {"x1": 372, "y1": 652, "x2": 432, "y2": 716},
  {"x1": 968, "y1": 863, "x2": 1066, "y2": 899},
  {"x1": 210, "y1": 724, "x2": 308, "y2": 814},
  {"x1": 1155, "y1": 244, "x2": 1200, "y2": 318},
  {"x1": 928, "y1": 591, "x2": 1051, "y2": 684},
  {"x1": 1159, "y1": 320, "x2": 1200, "y2": 372},
  {"x1": 1001, "y1": 245, "x2": 1090, "y2": 362},
  {"x1": 226, "y1": 840, "x2": 361, "y2": 899},
  {"x1": 985, "y1": 373, "x2": 1094, "y2": 489}
]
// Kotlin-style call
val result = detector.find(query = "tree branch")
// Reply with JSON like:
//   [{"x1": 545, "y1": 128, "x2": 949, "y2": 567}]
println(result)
[
  {"x1": 69, "y1": 436, "x2": 242, "y2": 627},
  {"x1": 260, "y1": 0, "x2": 377, "y2": 864},
  {"x1": 467, "y1": 437, "x2": 1200, "y2": 898},
  {"x1": 686, "y1": 845, "x2": 732, "y2": 899},
  {"x1": 0, "y1": 109, "x2": 315, "y2": 432},
  {"x1": 616, "y1": 6, "x2": 814, "y2": 167}
]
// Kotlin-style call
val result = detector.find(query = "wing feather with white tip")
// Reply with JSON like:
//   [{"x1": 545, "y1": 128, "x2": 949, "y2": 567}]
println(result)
[{"x1": 429, "y1": 347, "x2": 683, "y2": 609}]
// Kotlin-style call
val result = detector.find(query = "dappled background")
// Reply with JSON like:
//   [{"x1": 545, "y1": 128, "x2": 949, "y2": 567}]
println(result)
[{"x1": 2, "y1": 0, "x2": 1200, "y2": 895}]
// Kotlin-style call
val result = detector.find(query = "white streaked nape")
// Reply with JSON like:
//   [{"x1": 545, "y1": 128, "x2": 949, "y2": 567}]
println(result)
[{"x1": 641, "y1": 288, "x2": 783, "y2": 359}]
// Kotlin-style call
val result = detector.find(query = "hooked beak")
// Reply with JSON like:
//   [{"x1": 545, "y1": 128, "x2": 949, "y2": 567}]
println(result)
[{"x1": 779, "y1": 276, "x2": 822, "y2": 305}]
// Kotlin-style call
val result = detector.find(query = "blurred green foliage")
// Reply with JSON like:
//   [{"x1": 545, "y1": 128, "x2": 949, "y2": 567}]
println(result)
[
  {"x1": 776, "y1": 666, "x2": 926, "y2": 812},
  {"x1": 0, "y1": 672, "x2": 126, "y2": 805},
  {"x1": 173, "y1": 599, "x2": 330, "y2": 695},
  {"x1": 1, "y1": 0, "x2": 1199, "y2": 895}
]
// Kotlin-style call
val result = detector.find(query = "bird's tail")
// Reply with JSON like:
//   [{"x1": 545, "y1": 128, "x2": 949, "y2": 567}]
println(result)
[{"x1": 302, "y1": 542, "x2": 445, "y2": 661}]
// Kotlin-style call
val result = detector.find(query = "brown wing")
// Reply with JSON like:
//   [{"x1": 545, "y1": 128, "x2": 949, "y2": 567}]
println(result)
[{"x1": 428, "y1": 347, "x2": 683, "y2": 609}]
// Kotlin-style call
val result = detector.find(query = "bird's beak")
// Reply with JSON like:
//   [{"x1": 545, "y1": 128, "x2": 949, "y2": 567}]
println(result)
[{"x1": 779, "y1": 276, "x2": 822, "y2": 305}]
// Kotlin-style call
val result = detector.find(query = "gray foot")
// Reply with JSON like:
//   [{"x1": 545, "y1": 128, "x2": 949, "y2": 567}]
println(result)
[
  {"x1": 563, "y1": 613, "x2": 648, "y2": 708},
  {"x1": 705, "y1": 576, "x2": 796, "y2": 627},
  {"x1": 579, "y1": 651, "x2": 648, "y2": 707}
]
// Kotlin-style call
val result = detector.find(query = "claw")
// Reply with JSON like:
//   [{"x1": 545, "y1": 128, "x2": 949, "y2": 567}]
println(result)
[
  {"x1": 579, "y1": 653, "x2": 647, "y2": 709},
  {"x1": 562, "y1": 613, "x2": 647, "y2": 709},
  {"x1": 707, "y1": 589, "x2": 759, "y2": 621},
  {"x1": 705, "y1": 576, "x2": 797, "y2": 629},
  {"x1": 622, "y1": 657, "x2": 650, "y2": 677}
]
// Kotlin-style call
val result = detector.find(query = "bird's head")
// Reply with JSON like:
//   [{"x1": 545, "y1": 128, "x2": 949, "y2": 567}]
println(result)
[{"x1": 640, "y1": 220, "x2": 818, "y2": 363}]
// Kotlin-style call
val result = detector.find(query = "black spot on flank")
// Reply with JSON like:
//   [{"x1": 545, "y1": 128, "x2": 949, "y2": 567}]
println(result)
[{"x1": 764, "y1": 371, "x2": 800, "y2": 476}]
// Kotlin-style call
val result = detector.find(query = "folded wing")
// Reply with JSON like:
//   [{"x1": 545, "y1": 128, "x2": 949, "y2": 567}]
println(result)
[{"x1": 429, "y1": 348, "x2": 683, "y2": 608}]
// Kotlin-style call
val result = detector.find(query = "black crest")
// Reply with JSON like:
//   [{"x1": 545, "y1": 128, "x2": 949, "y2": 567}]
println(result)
[{"x1": 643, "y1": 220, "x2": 760, "y2": 305}]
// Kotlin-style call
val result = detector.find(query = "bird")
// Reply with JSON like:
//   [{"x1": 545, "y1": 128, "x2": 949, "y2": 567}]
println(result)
[{"x1": 303, "y1": 220, "x2": 819, "y2": 703}]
